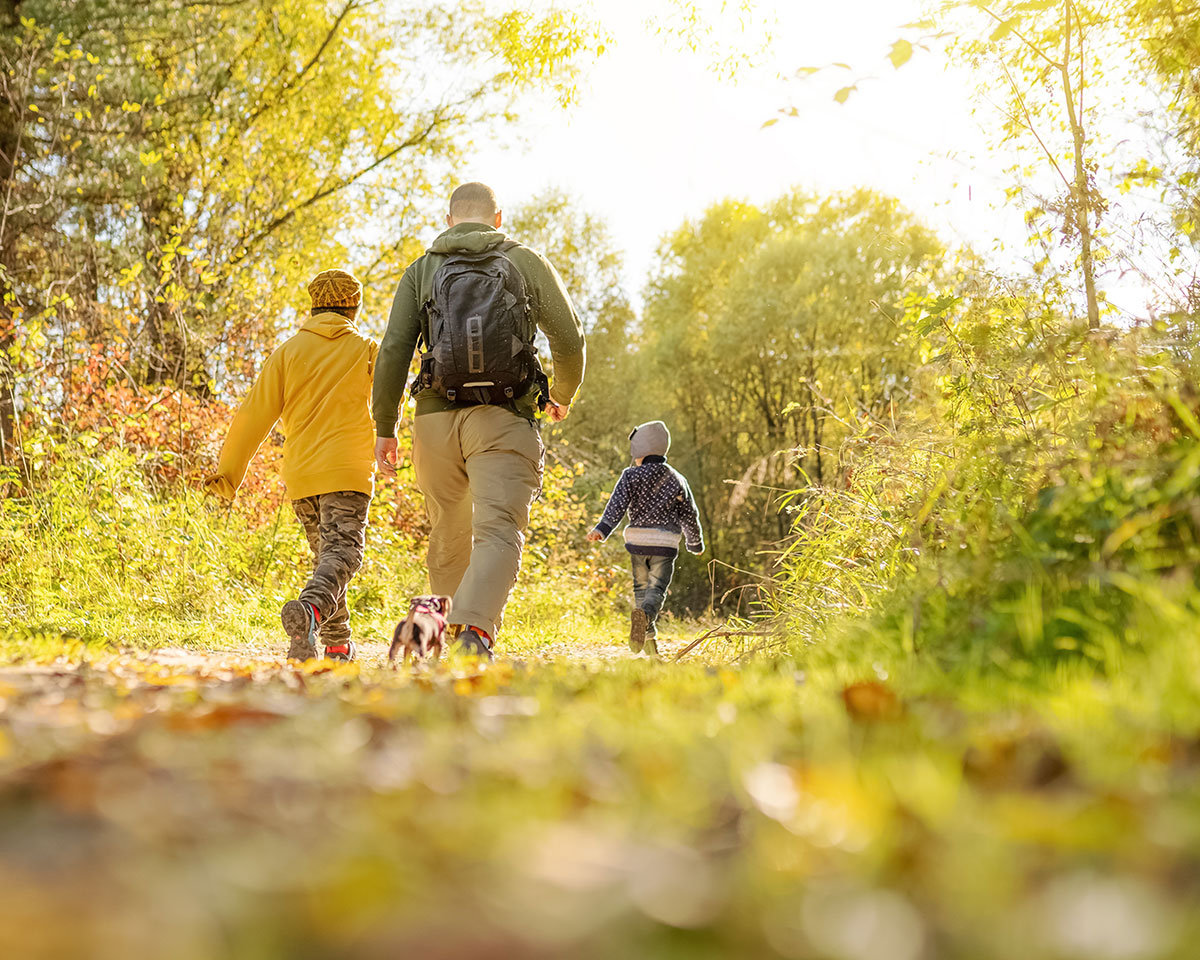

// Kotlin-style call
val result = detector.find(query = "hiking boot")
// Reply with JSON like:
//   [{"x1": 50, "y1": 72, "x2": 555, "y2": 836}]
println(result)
[
  {"x1": 630, "y1": 608, "x2": 647, "y2": 653},
  {"x1": 282, "y1": 599, "x2": 319, "y2": 661},
  {"x1": 324, "y1": 640, "x2": 357, "y2": 662},
  {"x1": 454, "y1": 627, "x2": 494, "y2": 661}
]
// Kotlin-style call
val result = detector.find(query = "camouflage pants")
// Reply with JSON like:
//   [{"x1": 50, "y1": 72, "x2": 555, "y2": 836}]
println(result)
[{"x1": 291, "y1": 491, "x2": 371, "y2": 644}]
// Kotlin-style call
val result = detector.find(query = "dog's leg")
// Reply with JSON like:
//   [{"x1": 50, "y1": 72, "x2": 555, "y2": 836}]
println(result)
[{"x1": 389, "y1": 618, "x2": 411, "y2": 665}]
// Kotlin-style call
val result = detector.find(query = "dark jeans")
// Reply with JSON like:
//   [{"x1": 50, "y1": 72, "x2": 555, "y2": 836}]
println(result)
[{"x1": 631, "y1": 553, "x2": 676, "y2": 636}]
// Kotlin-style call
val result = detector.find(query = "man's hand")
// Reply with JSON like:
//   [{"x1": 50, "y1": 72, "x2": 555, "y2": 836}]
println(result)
[
  {"x1": 375, "y1": 437, "x2": 399, "y2": 477},
  {"x1": 586, "y1": 529, "x2": 602, "y2": 543},
  {"x1": 546, "y1": 401, "x2": 570, "y2": 423}
]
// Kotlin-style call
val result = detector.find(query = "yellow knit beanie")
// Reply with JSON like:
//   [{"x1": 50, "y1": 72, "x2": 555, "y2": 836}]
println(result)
[{"x1": 308, "y1": 269, "x2": 362, "y2": 310}]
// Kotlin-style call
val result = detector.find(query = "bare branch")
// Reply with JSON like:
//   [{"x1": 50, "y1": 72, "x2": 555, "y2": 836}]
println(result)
[
  {"x1": 243, "y1": 0, "x2": 361, "y2": 128},
  {"x1": 229, "y1": 98, "x2": 473, "y2": 264},
  {"x1": 970, "y1": 1, "x2": 1062, "y2": 69},
  {"x1": 998, "y1": 58, "x2": 1073, "y2": 195}
]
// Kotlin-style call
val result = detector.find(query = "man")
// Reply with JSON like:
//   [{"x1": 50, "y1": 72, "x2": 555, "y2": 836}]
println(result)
[{"x1": 373, "y1": 181, "x2": 585, "y2": 658}]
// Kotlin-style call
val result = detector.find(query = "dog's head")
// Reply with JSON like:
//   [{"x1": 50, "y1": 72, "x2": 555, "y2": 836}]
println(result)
[{"x1": 410, "y1": 595, "x2": 452, "y2": 619}]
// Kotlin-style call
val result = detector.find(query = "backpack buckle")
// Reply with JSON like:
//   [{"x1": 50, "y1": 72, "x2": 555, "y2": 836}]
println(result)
[{"x1": 446, "y1": 389, "x2": 457, "y2": 403}]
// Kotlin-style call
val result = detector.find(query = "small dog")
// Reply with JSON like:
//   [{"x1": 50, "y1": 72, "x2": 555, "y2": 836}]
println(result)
[{"x1": 388, "y1": 595, "x2": 452, "y2": 665}]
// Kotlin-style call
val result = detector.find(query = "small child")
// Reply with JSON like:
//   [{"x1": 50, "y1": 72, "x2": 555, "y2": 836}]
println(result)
[
  {"x1": 587, "y1": 420, "x2": 704, "y2": 655},
  {"x1": 205, "y1": 269, "x2": 378, "y2": 662}
]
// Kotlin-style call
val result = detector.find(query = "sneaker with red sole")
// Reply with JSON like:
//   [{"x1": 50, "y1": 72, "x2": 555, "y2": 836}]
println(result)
[
  {"x1": 324, "y1": 640, "x2": 356, "y2": 662},
  {"x1": 453, "y1": 627, "x2": 494, "y2": 661}
]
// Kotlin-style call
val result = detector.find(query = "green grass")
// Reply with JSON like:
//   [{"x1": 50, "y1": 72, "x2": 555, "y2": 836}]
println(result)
[
  {"x1": 5, "y1": 441, "x2": 1200, "y2": 958},
  {"x1": 2, "y1": 611, "x2": 1200, "y2": 959}
]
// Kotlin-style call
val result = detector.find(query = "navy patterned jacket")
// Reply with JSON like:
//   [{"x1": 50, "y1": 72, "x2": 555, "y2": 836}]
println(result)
[{"x1": 593, "y1": 456, "x2": 705, "y2": 557}]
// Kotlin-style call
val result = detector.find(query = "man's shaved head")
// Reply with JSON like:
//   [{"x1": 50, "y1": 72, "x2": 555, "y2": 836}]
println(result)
[{"x1": 448, "y1": 181, "x2": 499, "y2": 222}]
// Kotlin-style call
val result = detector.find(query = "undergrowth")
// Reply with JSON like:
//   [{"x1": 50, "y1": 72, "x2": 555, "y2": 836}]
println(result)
[
  {"x1": 5, "y1": 320, "x2": 1200, "y2": 959},
  {"x1": 771, "y1": 286, "x2": 1200, "y2": 686},
  {"x1": 0, "y1": 429, "x2": 625, "y2": 656}
]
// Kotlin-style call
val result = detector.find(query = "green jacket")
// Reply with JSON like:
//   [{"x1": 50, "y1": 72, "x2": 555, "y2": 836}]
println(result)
[{"x1": 372, "y1": 222, "x2": 586, "y2": 436}]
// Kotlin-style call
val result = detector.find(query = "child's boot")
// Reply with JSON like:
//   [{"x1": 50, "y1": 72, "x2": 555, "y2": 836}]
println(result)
[
  {"x1": 323, "y1": 638, "x2": 357, "y2": 662},
  {"x1": 644, "y1": 611, "x2": 660, "y2": 658},
  {"x1": 630, "y1": 608, "x2": 647, "y2": 653},
  {"x1": 281, "y1": 599, "x2": 320, "y2": 661}
]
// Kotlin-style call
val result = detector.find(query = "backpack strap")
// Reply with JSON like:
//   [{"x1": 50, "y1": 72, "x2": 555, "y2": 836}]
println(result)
[
  {"x1": 493, "y1": 240, "x2": 532, "y2": 322},
  {"x1": 493, "y1": 240, "x2": 547, "y2": 408}
]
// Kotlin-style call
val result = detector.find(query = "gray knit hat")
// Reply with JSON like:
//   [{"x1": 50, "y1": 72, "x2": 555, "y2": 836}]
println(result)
[{"x1": 629, "y1": 420, "x2": 671, "y2": 459}]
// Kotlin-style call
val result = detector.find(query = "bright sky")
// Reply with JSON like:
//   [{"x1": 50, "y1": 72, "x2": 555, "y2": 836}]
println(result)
[{"x1": 455, "y1": 0, "x2": 1012, "y2": 301}]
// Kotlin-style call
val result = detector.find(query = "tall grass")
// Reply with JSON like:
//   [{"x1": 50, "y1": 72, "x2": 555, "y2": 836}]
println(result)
[
  {"x1": 0, "y1": 420, "x2": 631, "y2": 656},
  {"x1": 0, "y1": 434, "x2": 426, "y2": 649},
  {"x1": 769, "y1": 283, "x2": 1200, "y2": 681}
]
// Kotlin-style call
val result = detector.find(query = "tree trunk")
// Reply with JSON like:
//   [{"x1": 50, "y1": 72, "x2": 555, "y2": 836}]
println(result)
[
  {"x1": 145, "y1": 298, "x2": 185, "y2": 385},
  {"x1": 1061, "y1": 0, "x2": 1101, "y2": 329},
  {"x1": 0, "y1": 0, "x2": 25, "y2": 470}
]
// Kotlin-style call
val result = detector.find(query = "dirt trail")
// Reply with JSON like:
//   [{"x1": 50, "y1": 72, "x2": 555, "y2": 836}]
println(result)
[
  {"x1": 136, "y1": 636, "x2": 685, "y2": 669},
  {"x1": 0, "y1": 632, "x2": 693, "y2": 686}
]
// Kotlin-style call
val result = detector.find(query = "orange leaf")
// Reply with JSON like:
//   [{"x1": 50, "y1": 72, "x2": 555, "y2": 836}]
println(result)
[{"x1": 841, "y1": 681, "x2": 902, "y2": 722}]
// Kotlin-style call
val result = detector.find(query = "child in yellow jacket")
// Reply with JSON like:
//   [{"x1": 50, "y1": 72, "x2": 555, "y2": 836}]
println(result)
[{"x1": 205, "y1": 270, "x2": 378, "y2": 661}]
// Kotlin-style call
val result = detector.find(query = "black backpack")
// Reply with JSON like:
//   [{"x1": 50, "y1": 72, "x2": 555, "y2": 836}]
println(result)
[{"x1": 412, "y1": 241, "x2": 548, "y2": 407}]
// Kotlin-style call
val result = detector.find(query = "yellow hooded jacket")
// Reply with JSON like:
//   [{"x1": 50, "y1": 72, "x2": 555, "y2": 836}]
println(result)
[{"x1": 205, "y1": 312, "x2": 378, "y2": 501}]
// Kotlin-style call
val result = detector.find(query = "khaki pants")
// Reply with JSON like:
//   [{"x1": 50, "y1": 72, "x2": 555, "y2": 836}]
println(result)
[{"x1": 412, "y1": 406, "x2": 544, "y2": 639}]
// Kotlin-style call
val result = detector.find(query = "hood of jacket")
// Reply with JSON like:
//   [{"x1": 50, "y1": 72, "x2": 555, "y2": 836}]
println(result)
[
  {"x1": 300, "y1": 311, "x2": 360, "y2": 340},
  {"x1": 427, "y1": 222, "x2": 509, "y2": 256}
]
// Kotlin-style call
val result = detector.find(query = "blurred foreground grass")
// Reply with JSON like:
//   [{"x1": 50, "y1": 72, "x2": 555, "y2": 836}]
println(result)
[{"x1": 2, "y1": 620, "x2": 1200, "y2": 960}]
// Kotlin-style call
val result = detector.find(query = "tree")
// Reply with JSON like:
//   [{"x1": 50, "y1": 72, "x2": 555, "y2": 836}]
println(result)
[
  {"x1": 786, "y1": 2, "x2": 1136, "y2": 330},
  {"x1": 640, "y1": 190, "x2": 945, "y2": 568},
  {"x1": 0, "y1": 0, "x2": 600, "y2": 460},
  {"x1": 506, "y1": 188, "x2": 638, "y2": 463},
  {"x1": 944, "y1": 1, "x2": 1111, "y2": 329},
  {"x1": 1130, "y1": 0, "x2": 1200, "y2": 307}
]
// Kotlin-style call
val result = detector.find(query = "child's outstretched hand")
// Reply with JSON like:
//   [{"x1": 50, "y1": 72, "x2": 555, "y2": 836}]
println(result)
[
  {"x1": 203, "y1": 474, "x2": 236, "y2": 501},
  {"x1": 586, "y1": 529, "x2": 602, "y2": 543}
]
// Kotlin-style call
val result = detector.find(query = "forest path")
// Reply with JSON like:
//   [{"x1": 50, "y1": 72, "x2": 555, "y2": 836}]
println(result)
[
  {"x1": 0, "y1": 628, "x2": 704, "y2": 711},
  {"x1": 118, "y1": 630, "x2": 695, "y2": 670},
  {"x1": 3, "y1": 624, "x2": 1195, "y2": 959}
]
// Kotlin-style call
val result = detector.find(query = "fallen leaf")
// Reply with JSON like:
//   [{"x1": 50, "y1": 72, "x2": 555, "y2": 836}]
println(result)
[
  {"x1": 842, "y1": 681, "x2": 903, "y2": 722},
  {"x1": 162, "y1": 703, "x2": 287, "y2": 732},
  {"x1": 963, "y1": 730, "x2": 1072, "y2": 791}
]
